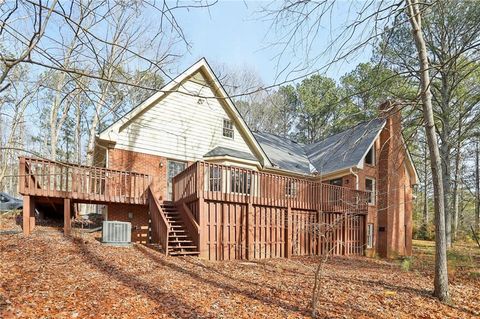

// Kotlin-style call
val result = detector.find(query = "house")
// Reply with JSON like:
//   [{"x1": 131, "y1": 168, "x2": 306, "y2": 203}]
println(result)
[{"x1": 19, "y1": 58, "x2": 417, "y2": 260}]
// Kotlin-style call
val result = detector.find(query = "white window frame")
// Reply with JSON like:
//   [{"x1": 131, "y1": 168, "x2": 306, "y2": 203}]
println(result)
[
  {"x1": 367, "y1": 223, "x2": 374, "y2": 248},
  {"x1": 285, "y1": 180, "x2": 297, "y2": 197},
  {"x1": 222, "y1": 118, "x2": 234, "y2": 139},
  {"x1": 365, "y1": 177, "x2": 376, "y2": 205}
]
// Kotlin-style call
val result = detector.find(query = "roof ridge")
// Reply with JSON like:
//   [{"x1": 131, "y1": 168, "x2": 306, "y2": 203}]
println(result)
[{"x1": 307, "y1": 117, "x2": 385, "y2": 147}]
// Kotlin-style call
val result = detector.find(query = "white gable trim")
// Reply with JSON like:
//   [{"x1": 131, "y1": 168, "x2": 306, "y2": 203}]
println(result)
[
  {"x1": 98, "y1": 58, "x2": 272, "y2": 167},
  {"x1": 355, "y1": 121, "x2": 385, "y2": 170}
]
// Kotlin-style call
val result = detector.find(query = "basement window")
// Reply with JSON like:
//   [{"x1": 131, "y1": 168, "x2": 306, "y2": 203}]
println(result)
[
  {"x1": 367, "y1": 224, "x2": 374, "y2": 248},
  {"x1": 365, "y1": 177, "x2": 376, "y2": 205},
  {"x1": 365, "y1": 146, "x2": 375, "y2": 165},
  {"x1": 223, "y1": 119, "x2": 234, "y2": 139}
]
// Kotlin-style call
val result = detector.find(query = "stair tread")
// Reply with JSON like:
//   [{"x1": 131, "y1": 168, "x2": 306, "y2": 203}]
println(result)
[{"x1": 169, "y1": 251, "x2": 199, "y2": 256}]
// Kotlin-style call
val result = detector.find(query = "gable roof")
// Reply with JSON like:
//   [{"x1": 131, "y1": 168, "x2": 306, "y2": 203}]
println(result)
[
  {"x1": 253, "y1": 118, "x2": 387, "y2": 177},
  {"x1": 305, "y1": 118, "x2": 386, "y2": 175},
  {"x1": 97, "y1": 58, "x2": 272, "y2": 167}
]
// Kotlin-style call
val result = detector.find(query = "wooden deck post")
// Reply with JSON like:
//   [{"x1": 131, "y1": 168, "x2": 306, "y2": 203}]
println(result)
[
  {"x1": 246, "y1": 200, "x2": 254, "y2": 260},
  {"x1": 285, "y1": 203, "x2": 292, "y2": 258},
  {"x1": 197, "y1": 163, "x2": 208, "y2": 259},
  {"x1": 64, "y1": 198, "x2": 71, "y2": 236},
  {"x1": 22, "y1": 196, "x2": 34, "y2": 236}
]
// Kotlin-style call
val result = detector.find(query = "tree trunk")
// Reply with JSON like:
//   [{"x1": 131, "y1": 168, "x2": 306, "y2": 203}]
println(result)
[
  {"x1": 423, "y1": 140, "x2": 429, "y2": 228},
  {"x1": 475, "y1": 140, "x2": 480, "y2": 233},
  {"x1": 406, "y1": 0, "x2": 450, "y2": 302},
  {"x1": 451, "y1": 133, "x2": 462, "y2": 242},
  {"x1": 440, "y1": 139, "x2": 452, "y2": 247}
]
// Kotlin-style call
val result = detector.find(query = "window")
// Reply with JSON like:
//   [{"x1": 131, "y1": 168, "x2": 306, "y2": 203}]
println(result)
[
  {"x1": 365, "y1": 146, "x2": 375, "y2": 165},
  {"x1": 365, "y1": 177, "x2": 376, "y2": 205},
  {"x1": 0, "y1": 194, "x2": 8, "y2": 203},
  {"x1": 223, "y1": 119, "x2": 234, "y2": 139},
  {"x1": 367, "y1": 224, "x2": 374, "y2": 248},
  {"x1": 285, "y1": 180, "x2": 297, "y2": 196},
  {"x1": 208, "y1": 166, "x2": 222, "y2": 192},
  {"x1": 230, "y1": 170, "x2": 251, "y2": 194},
  {"x1": 329, "y1": 178, "x2": 343, "y2": 187}
]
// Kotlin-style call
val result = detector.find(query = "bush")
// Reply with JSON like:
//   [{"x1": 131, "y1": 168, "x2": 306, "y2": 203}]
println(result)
[
  {"x1": 414, "y1": 223, "x2": 434, "y2": 240},
  {"x1": 400, "y1": 257, "x2": 413, "y2": 272}
]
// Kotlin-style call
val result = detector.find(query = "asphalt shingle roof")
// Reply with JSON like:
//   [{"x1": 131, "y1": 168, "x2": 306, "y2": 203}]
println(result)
[
  {"x1": 305, "y1": 118, "x2": 386, "y2": 175},
  {"x1": 203, "y1": 146, "x2": 257, "y2": 162},
  {"x1": 253, "y1": 118, "x2": 386, "y2": 176},
  {"x1": 252, "y1": 132, "x2": 312, "y2": 174}
]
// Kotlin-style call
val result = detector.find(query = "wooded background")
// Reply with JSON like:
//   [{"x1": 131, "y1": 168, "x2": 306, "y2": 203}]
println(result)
[{"x1": 1, "y1": 0, "x2": 479, "y2": 248}]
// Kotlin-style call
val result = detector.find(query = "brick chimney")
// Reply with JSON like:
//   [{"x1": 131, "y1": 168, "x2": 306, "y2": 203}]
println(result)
[{"x1": 376, "y1": 101, "x2": 413, "y2": 258}]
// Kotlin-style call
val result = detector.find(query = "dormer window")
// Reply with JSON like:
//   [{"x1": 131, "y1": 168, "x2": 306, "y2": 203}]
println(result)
[
  {"x1": 365, "y1": 145, "x2": 375, "y2": 165},
  {"x1": 223, "y1": 119, "x2": 234, "y2": 139}
]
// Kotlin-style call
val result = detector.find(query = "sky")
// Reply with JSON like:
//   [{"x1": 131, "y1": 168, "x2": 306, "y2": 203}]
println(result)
[{"x1": 172, "y1": 1, "x2": 374, "y2": 88}]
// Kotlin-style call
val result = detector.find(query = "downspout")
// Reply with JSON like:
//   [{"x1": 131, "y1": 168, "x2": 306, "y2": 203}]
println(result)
[{"x1": 350, "y1": 167, "x2": 359, "y2": 190}]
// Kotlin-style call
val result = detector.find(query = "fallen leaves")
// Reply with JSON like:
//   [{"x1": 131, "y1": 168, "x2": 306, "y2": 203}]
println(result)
[{"x1": 0, "y1": 217, "x2": 479, "y2": 318}]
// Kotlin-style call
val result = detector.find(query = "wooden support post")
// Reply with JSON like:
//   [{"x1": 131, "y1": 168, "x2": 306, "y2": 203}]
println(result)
[
  {"x1": 285, "y1": 203, "x2": 292, "y2": 258},
  {"x1": 317, "y1": 210, "x2": 321, "y2": 255},
  {"x1": 64, "y1": 198, "x2": 71, "y2": 236},
  {"x1": 22, "y1": 196, "x2": 34, "y2": 236},
  {"x1": 247, "y1": 200, "x2": 254, "y2": 260},
  {"x1": 343, "y1": 213, "x2": 348, "y2": 255}
]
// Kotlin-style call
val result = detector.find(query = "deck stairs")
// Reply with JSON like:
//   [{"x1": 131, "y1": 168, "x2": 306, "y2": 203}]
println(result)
[{"x1": 161, "y1": 202, "x2": 199, "y2": 256}]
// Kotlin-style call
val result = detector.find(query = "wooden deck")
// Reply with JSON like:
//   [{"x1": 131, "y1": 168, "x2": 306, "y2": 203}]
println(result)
[
  {"x1": 19, "y1": 157, "x2": 151, "y2": 205},
  {"x1": 19, "y1": 156, "x2": 151, "y2": 237},
  {"x1": 19, "y1": 157, "x2": 369, "y2": 260},
  {"x1": 172, "y1": 162, "x2": 369, "y2": 260}
]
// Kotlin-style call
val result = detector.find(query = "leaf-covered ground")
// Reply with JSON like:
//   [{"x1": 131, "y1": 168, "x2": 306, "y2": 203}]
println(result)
[{"x1": 0, "y1": 215, "x2": 479, "y2": 318}]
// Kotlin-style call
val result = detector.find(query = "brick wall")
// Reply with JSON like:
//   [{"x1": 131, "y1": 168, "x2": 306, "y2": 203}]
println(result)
[
  {"x1": 108, "y1": 148, "x2": 169, "y2": 201},
  {"x1": 107, "y1": 203, "x2": 150, "y2": 244},
  {"x1": 324, "y1": 104, "x2": 414, "y2": 258},
  {"x1": 377, "y1": 101, "x2": 412, "y2": 258}
]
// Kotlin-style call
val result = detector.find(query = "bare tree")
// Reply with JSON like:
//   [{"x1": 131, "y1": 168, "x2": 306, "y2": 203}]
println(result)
[
  {"x1": 264, "y1": 0, "x2": 451, "y2": 303},
  {"x1": 405, "y1": 0, "x2": 449, "y2": 302}
]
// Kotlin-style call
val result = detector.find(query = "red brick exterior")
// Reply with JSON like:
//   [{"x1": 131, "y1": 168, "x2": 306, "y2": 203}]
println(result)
[
  {"x1": 107, "y1": 203, "x2": 150, "y2": 244},
  {"x1": 105, "y1": 104, "x2": 413, "y2": 258},
  {"x1": 325, "y1": 103, "x2": 414, "y2": 258},
  {"x1": 108, "y1": 148, "x2": 169, "y2": 201},
  {"x1": 377, "y1": 103, "x2": 413, "y2": 258}
]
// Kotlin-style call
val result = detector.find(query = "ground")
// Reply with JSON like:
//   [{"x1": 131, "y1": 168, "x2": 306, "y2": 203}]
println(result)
[{"x1": 0, "y1": 214, "x2": 479, "y2": 319}]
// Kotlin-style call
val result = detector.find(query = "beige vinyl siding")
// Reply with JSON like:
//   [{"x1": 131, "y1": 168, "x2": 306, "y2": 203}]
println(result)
[{"x1": 114, "y1": 72, "x2": 256, "y2": 162}]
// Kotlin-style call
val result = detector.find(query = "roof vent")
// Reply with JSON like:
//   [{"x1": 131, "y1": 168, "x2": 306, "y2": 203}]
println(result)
[{"x1": 102, "y1": 221, "x2": 131, "y2": 246}]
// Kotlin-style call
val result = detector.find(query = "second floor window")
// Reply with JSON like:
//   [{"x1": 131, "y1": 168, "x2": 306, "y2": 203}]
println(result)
[
  {"x1": 365, "y1": 146, "x2": 375, "y2": 165},
  {"x1": 208, "y1": 166, "x2": 222, "y2": 192},
  {"x1": 230, "y1": 170, "x2": 251, "y2": 194},
  {"x1": 329, "y1": 178, "x2": 343, "y2": 186},
  {"x1": 223, "y1": 119, "x2": 234, "y2": 139},
  {"x1": 285, "y1": 180, "x2": 297, "y2": 196}
]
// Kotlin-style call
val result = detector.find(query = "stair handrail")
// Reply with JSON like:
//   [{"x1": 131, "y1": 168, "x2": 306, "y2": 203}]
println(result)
[
  {"x1": 177, "y1": 201, "x2": 200, "y2": 249},
  {"x1": 148, "y1": 186, "x2": 170, "y2": 255}
]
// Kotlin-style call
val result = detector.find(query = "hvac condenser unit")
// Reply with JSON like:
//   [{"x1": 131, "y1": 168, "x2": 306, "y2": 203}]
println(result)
[{"x1": 102, "y1": 221, "x2": 131, "y2": 246}]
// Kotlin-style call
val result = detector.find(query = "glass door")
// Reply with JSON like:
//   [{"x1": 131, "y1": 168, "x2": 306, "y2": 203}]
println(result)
[{"x1": 167, "y1": 160, "x2": 187, "y2": 200}]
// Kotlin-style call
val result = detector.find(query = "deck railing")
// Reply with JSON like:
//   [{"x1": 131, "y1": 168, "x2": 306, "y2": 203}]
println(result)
[
  {"x1": 148, "y1": 187, "x2": 170, "y2": 254},
  {"x1": 19, "y1": 157, "x2": 151, "y2": 204},
  {"x1": 173, "y1": 161, "x2": 369, "y2": 213}
]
